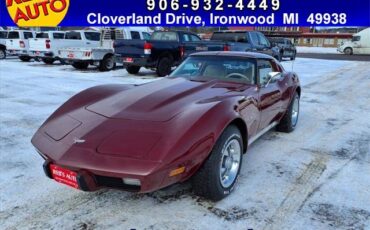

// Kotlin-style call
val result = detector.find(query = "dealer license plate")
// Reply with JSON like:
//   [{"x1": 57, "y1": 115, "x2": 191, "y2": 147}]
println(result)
[
  {"x1": 50, "y1": 164, "x2": 79, "y2": 189},
  {"x1": 196, "y1": 46, "x2": 208, "y2": 51},
  {"x1": 123, "y1": 57, "x2": 134, "y2": 63}
]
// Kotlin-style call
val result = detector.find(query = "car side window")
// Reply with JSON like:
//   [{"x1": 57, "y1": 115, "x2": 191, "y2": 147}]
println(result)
[
  {"x1": 182, "y1": 34, "x2": 191, "y2": 42},
  {"x1": 250, "y1": 32, "x2": 259, "y2": 45},
  {"x1": 53, "y1": 33, "x2": 65, "y2": 39},
  {"x1": 258, "y1": 60, "x2": 273, "y2": 85},
  {"x1": 65, "y1": 32, "x2": 82, "y2": 40},
  {"x1": 257, "y1": 33, "x2": 270, "y2": 47},
  {"x1": 190, "y1": 34, "x2": 201, "y2": 41},
  {"x1": 142, "y1": 32, "x2": 151, "y2": 40}
]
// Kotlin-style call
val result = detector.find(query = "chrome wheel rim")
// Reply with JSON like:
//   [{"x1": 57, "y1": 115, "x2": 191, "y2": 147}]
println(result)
[
  {"x1": 219, "y1": 138, "x2": 241, "y2": 188},
  {"x1": 291, "y1": 96, "x2": 299, "y2": 127}
]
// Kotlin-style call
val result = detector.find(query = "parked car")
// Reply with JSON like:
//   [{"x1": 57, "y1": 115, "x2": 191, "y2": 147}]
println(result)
[
  {"x1": 210, "y1": 30, "x2": 282, "y2": 61},
  {"x1": 0, "y1": 30, "x2": 8, "y2": 59},
  {"x1": 114, "y1": 30, "x2": 228, "y2": 76},
  {"x1": 6, "y1": 30, "x2": 36, "y2": 61},
  {"x1": 31, "y1": 51, "x2": 301, "y2": 201},
  {"x1": 57, "y1": 30, "x2": 101, "y2": 69},
  {"x1": 338, "y1": 28, "x2": 370, "y2": 55},
  {"x1": 268, "y1": 37, "x2": 297, "y2": 60},
  {"x1": 59, "y1": 27, "x2": 152, "y2": 71},
  {"x1": 29, "y1": 31, "x2": 66, "y2": 64}
]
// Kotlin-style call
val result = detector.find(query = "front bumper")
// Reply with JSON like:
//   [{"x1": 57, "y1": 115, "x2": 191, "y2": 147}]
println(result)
[{"x1": 43, "y1": 160, "x2": 142, "y2": 192}]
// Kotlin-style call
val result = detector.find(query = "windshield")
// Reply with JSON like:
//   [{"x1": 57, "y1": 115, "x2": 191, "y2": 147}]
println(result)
[{"x1": 170, "y1": 56, "x2": 256, "y2": 84}]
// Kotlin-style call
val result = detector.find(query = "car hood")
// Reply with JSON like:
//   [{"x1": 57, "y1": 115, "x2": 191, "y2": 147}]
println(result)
[{"x1": 86, "y1": 77, "x2": 245, "y2": 122}]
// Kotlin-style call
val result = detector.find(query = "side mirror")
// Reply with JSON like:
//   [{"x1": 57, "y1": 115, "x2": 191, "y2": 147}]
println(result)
[{"x1": 265, "y1": 72, "x2": 281, "y2": 87}]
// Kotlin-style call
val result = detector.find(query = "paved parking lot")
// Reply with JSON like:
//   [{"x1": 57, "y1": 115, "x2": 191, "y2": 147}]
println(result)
[{"x1": 0, "y1": 58, "x2": 369, "y2": 229}]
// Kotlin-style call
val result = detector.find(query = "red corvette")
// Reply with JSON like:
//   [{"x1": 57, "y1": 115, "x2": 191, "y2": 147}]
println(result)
[{"x1": 32, "y1": 52, "x2": 300, "y2": 201}]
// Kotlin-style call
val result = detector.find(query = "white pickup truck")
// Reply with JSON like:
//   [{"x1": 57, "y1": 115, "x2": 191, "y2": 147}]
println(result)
[
  {"x1": 6, "y1": 30, "x2": 36, "y2": 61},
  {"x1": 0, "y1": 30, "x2": 8, "y2": 59},
  {"x1": 29, "y1": 31, "x2": 66, "y2": 64},
  {"x1": 59, "y1": 27, "x2": 152, "y2": 71}
]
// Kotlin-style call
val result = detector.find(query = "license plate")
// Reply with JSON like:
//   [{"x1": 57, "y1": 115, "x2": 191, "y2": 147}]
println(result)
[
  {"x1": 67, "y1": 53, "x2": 74, "y2": 58},
  {"x1": 50, "y1": 164, "x2": 79, "y2": 189},
  {"x1": 35, "y1": 51, "x2": 40, "y2": 55},
  {"x1": 196, "y1": 46, "x2": 208, "y2": 51},
  {"x1": 123, "y1": 57, "x2": 134, "y2": 63}
]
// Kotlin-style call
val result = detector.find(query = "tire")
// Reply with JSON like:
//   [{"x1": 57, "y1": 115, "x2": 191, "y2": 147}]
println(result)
[
  {"x1": 276, "y1": 92, "x2": 300, "y2": 133},
  {"x1": 19, "y1": 56, "x2": 31, "y2": 62},
  {"x1": 0, "y1": 49, "x2": 6, "y2": 60},
  {"x1": 99, "y1": 55, "x2": 115, "y2": 71},
  {"x1": 156, "y1": 57, "x2": 172, "y2": 77},
  {"x1": 126, "y1": 65, "x2": 141, "y2": 74},
  {"x1": 290, "y1": 52, "x2": 296, "y2": 61},
  {"x1": 344, "y1": 47, "x2": 353, "y2": 55},
  {"x1": 72, "y1": 62, "x2": 89, "y2": 70},
  {"x1": 192, "y1": 125, "x2": 243, "y2": 201},
  {"x1": 41, "y1": 58, "x2": 55, "y2": 64}
]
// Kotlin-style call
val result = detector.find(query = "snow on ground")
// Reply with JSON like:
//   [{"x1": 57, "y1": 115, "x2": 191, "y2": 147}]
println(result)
[
  {"x1": 297, "y1": 46, "x2": 339, "y2": 54},
  {"x1": 0, "y1": 58, "x2": 369, "y2": 230}
]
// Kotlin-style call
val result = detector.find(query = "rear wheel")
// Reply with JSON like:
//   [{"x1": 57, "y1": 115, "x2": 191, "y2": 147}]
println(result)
[
  {"x1": 344, "y1": 47, "x2": 353, "y2": 55},
  {"x1": 99, "y1": 55, "x2": 115, "y2": 71},
  {"x1": 126, "y1": 65, "x2": 141, "y2": 74},
  {"x1": 192, "y1": 125, "x2": 243, "y2": 201},
  {"x1": 0, "y1": 49, "x2": 6, "y2": 59},
  {"x1": 156, "y1": 57, "x2": 172, "y2": 77},
  {"x1": 276, "y1": 92, "x2": 300, "y2": 133},
  {"x1": 72, "y1": 62, "x2": 89, "y2": 70},
  {"x1": 19, "y1": 56, "x2": 31, "y2": 62},
  {"x1": 41, "y1": 58, "x2": 55, "y2": 64}
]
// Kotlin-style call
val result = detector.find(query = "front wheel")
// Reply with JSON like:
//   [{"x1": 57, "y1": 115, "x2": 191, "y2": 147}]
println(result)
[
  {"x1": 344, "y1": 47, "x2": 353, "y2": 55},
  {"x1": 0, "y1": 49, "x2": 6, "y2": 60},
  {"x1": 276, "y1": 92, "x2": 300, "y2": 133},
  {"x1": 72, "y1": 62, "x2": 89, "y2": 70},
  {"x1": 290, "y1": 52, "x2": 296, "y2": 60},
  {"x1": 192, "y1": 125, "x2": 243, "y2": 201},
  {"x1": 19, "y1": 56, "x2": 31, "y2": 62}
]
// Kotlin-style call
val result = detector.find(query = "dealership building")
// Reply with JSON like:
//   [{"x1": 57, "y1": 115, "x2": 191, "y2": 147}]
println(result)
[{"x1": 229, "y1": 27, "x2": 356, "y2": 47}]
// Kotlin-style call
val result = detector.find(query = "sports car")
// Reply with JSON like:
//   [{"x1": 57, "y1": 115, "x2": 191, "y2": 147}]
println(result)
[{"x1": 31, "y1": 51, "x2": 301, "y2": 201}]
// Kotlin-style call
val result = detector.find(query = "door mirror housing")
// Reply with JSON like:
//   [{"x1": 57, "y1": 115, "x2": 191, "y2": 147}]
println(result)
[{"x1": 265, "y1": 72, "x2": 281, "y2": 87}]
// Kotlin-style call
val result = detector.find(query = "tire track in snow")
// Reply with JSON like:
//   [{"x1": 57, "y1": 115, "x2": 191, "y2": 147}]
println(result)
[{"x1": 262, "y1": 155, "x2": 328, "y2": 230}]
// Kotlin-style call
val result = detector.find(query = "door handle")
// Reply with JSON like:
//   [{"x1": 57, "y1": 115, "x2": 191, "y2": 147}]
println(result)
[{"x1": 86, "y1": 42, "x2": 91, "y2": 44}]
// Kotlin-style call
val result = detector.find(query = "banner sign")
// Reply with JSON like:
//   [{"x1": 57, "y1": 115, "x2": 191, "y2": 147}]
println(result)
[{"x1": 1, "y1": 0, "x2": 369, "y2": 27}]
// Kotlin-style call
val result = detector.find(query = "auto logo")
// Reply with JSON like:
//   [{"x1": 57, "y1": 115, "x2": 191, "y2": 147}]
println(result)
[{"x1": 73, "y1": 138, "x2": 85, "y2": 144}]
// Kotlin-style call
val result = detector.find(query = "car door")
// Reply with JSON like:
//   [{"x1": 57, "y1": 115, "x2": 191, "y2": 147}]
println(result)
[{"x1": 257, "y1": 59, "x2": 283, "y2": 131}]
